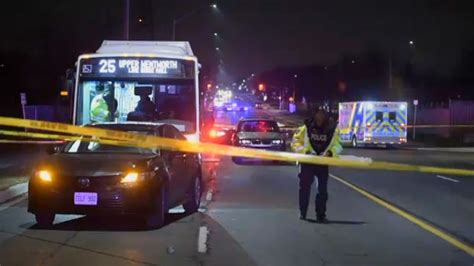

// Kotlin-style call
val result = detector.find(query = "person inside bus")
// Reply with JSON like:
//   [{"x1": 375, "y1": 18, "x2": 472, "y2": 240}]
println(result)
[
  {"x1": 135, "y1": 94, "x2": 157, "y2": 118},
  {"x1": 90, "y1": 83, "x2": 117, "y2": 123}
]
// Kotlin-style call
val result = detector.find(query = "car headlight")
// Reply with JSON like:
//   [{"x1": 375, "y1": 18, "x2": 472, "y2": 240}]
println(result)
[
  {"x1": 239, "y1": 139, "x2": 251, "y2": 145},
  {"x1": 120, "y1": 172, "x2": 149, "y2": 184},
  {"x1": 272, "y1": 139, "x2": 283, "y2": 145},
  {"x1": 36, "y1": 170, "x2": 52, "y2": 182}
]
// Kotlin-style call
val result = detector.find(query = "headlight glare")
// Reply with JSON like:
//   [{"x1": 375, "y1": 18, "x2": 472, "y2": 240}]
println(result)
[
  {"x1": 239, "y1": 139, "x2": 251, "y2": 145},
  {"x1": 120, "y1": 172, "x2": 149, "y2": 184},
  {"x1": 121, "y1": 172, "x2": 139, "y2": 183},
  {"x1": 272, "y1": 139, "x2": 283, "y2": 144},
  {"x1": 37, "y1": 170, "x2": 52, "y2": 182}
]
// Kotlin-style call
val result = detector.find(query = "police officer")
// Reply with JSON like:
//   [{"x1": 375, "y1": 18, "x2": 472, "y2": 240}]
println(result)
[{"x1": 291, "y1": 107, "x2": 342, "y2": 222}]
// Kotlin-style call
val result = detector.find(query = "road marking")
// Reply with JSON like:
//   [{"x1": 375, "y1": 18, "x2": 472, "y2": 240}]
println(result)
[
  {"x1": 329, "y1": 174, "x2": 474, "y2": 256},
  {"x1": 0, "y1": 194, "x2": 27, "y2": 212},
  {"x1": 197, "y1": 226, "x2": 209, "y2": 253},
  {"x1": 206, "y1": 190, "x2": 213, "y2": 201},
  {"x1": 0, "y1": 182, "x2": 28, "y2": 204},
  {"x1": 436, "y1": 175, "x2": 459, "y2": 183}
]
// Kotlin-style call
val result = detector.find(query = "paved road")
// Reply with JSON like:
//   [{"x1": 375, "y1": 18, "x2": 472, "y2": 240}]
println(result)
[{"x1": 0, "y1": 110, "x2": 473, "y2": 265}]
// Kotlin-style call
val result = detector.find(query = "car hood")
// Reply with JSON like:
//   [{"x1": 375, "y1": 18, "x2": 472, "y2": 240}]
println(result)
[
  {"x1": 37, "y1": 153, "x2": 157, "y2": 177},
  {"x1": 237, "y1": 132, "x2": 282, "y2": 140}
]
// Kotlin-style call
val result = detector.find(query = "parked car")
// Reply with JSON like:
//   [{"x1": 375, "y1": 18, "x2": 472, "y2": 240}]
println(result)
[{"x1": 28, "y1": 122, "x2": 202, "y2": 229}]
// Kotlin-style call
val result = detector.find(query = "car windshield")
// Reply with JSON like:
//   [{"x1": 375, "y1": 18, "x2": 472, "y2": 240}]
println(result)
[
  {"x1": 62, "y1": 131, "x2": 154, "y2": 154},
  {"x1": 238, "y1": 121, "x2": 279, "y2": 132}
]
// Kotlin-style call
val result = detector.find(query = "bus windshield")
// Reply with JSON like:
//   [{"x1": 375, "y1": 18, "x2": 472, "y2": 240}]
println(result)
[{"x1": 75, "y1": 79, "x2": 196, "y2": 133}]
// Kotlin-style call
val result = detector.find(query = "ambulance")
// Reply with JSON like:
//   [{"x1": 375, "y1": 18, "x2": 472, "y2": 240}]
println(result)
[{"x1": 338, "y1": 101, "x2": 408, "y2": 147}]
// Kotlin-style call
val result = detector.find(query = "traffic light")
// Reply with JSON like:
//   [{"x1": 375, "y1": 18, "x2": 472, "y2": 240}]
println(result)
[{"x1": 258, "y1": 83, "x2": 265, "y2": 91}]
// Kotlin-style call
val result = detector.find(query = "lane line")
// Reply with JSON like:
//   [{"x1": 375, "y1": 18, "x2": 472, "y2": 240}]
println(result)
[
  {"x1": 197, "y1": 226, "x2": 209, "y2": 253},
  {"x1": 436, "y1": 175, "x2": 460, "y2": 183},
  {"x1": 329, "y1": 174, "x2": 474, "y2": 256},
  {"x1": 206, "y1": 190, "x2": 213, "y2": 201}
]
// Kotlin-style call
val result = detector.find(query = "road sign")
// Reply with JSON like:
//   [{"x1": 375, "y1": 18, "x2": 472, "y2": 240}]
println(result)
[
  {"x1": 413, "y1": 99, "x2": 418, "y2": 106},
  {"x1": 20, "y1": 93, "x2": 27, "y2": 106}
]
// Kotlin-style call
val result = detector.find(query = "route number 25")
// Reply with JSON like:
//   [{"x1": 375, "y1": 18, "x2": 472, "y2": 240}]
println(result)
[{"x1": 99, "y1": 59, "x2": 116, "y2": 73}]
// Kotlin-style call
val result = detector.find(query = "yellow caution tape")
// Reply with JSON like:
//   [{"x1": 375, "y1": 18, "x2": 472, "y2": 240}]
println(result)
[
  {"x1": 0, "y1": 130, "x2": 76, "y2": 141},
  {"x1": 0, "y1": 129, "x2": 147, "y2": 148},
  {"x1": 0, "y1": 116, "x2": 473, "y2": 176}
]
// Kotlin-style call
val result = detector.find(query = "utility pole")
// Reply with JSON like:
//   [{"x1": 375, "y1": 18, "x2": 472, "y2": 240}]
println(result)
[
  {"x1": 413, "y1": 99, "x2": 418, "y2": 141},
  {"x1": 124, "y1": 0, "x2": 130, "y2": 40},
  {"x1": 172, "y1": 20, "x2": 177, "y2": 41},
  {"x1": 388, "y1": 49, "x2": 393, "y2": 90}
]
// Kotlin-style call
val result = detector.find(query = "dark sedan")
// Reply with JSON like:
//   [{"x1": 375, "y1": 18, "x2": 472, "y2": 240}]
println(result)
[{"x1": 28, "y1": 122, "x2": 202, "y2": 228}]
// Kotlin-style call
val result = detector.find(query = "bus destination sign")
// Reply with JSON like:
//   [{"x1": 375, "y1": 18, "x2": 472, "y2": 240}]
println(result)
[{"x1": 80, "y1": 57, "x2": 193, "y2": 78}]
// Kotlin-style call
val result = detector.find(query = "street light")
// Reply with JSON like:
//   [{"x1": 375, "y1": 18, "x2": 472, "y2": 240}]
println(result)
[
  {"x1": 409, "y1": 40, "x2": 414, "y2": 45},
  {"x1": 214, "y1": 32, "x2": 219, "y2": 37},
  {"x1": 215, "y1": 47, "x2": 220, "y2": 51},
  {"x1": 173, "y1": 4, "x2": 218, "y2": 40}
]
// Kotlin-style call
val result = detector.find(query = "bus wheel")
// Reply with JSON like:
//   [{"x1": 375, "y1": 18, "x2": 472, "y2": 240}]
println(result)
[{"x1": 351, "y1": 136, "x2": 358, "y2": 148}]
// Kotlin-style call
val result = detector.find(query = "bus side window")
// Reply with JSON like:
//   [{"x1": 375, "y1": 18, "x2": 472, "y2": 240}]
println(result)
[
  {"x1": 375, "y1": 112, "x2": 383, "y2": 122},
  {"x1": 388, "y1": 112, "x2": 396, "y2": 122}
]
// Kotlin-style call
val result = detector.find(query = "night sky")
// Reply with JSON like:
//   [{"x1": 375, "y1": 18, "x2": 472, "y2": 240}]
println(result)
[{"x1": 0, "y1": 0, "x2": 473, "y2": 109}]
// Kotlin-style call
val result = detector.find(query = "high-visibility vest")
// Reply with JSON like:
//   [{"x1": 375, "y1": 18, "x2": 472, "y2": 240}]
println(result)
[
  {"x1": 90, "y1": 94, "x2": 110, "y2": 122},
  {"x1": 291, "y1": 124, "x2": 343, "y2": 157}
]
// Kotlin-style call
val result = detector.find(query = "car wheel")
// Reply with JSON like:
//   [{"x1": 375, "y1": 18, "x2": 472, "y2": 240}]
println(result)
[
  {"x1": 351, "y1": 136, "x2": 358, "y2": 148},
  {"x1": 146, "y1": 186, "x2": 166, "y2": 229},
  {"x1": 183, "y1": 174, "x2": 202, "y2": 214},
  {"x1": 35, "y1": 212, "x2": 55, "y2": 228}
]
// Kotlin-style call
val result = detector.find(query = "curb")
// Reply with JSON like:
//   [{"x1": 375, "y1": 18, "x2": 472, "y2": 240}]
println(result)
[{"x1": 0, "y1": 182, "x2": 28, "y2": 204}]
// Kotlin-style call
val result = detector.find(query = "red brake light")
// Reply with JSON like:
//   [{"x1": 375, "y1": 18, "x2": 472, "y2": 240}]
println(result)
[{"x1": 209, "y1": 129, "x2": 218, "y2": 138}]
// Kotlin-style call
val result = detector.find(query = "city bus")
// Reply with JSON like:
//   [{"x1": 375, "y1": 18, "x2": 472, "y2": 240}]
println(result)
[{"x1": 72, "y1": 40, "x2": 200, "y2": 141}]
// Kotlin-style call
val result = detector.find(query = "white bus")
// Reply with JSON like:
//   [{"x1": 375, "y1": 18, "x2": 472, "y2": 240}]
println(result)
[{"x1": 72, "y1": 40, "x2": 200, "y2": 141}]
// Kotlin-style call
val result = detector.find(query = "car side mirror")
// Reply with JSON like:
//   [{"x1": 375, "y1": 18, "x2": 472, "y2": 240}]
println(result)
[
  {"x1": 151, "y1": 148, "x2": 161, "y2": 156},
  {"x1": 47, "y1": 146, "x2": 61, "y2": 155}
]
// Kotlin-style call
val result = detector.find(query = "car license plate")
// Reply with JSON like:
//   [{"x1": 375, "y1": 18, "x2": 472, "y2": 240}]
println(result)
[{"x1": 74, "y1": 192, "x2": 98, "y2": 206}]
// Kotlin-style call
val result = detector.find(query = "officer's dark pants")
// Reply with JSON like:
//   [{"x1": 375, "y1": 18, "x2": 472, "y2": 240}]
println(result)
[{"x1": 298, "y1": 163, "x2": 329, "y2": 218}]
